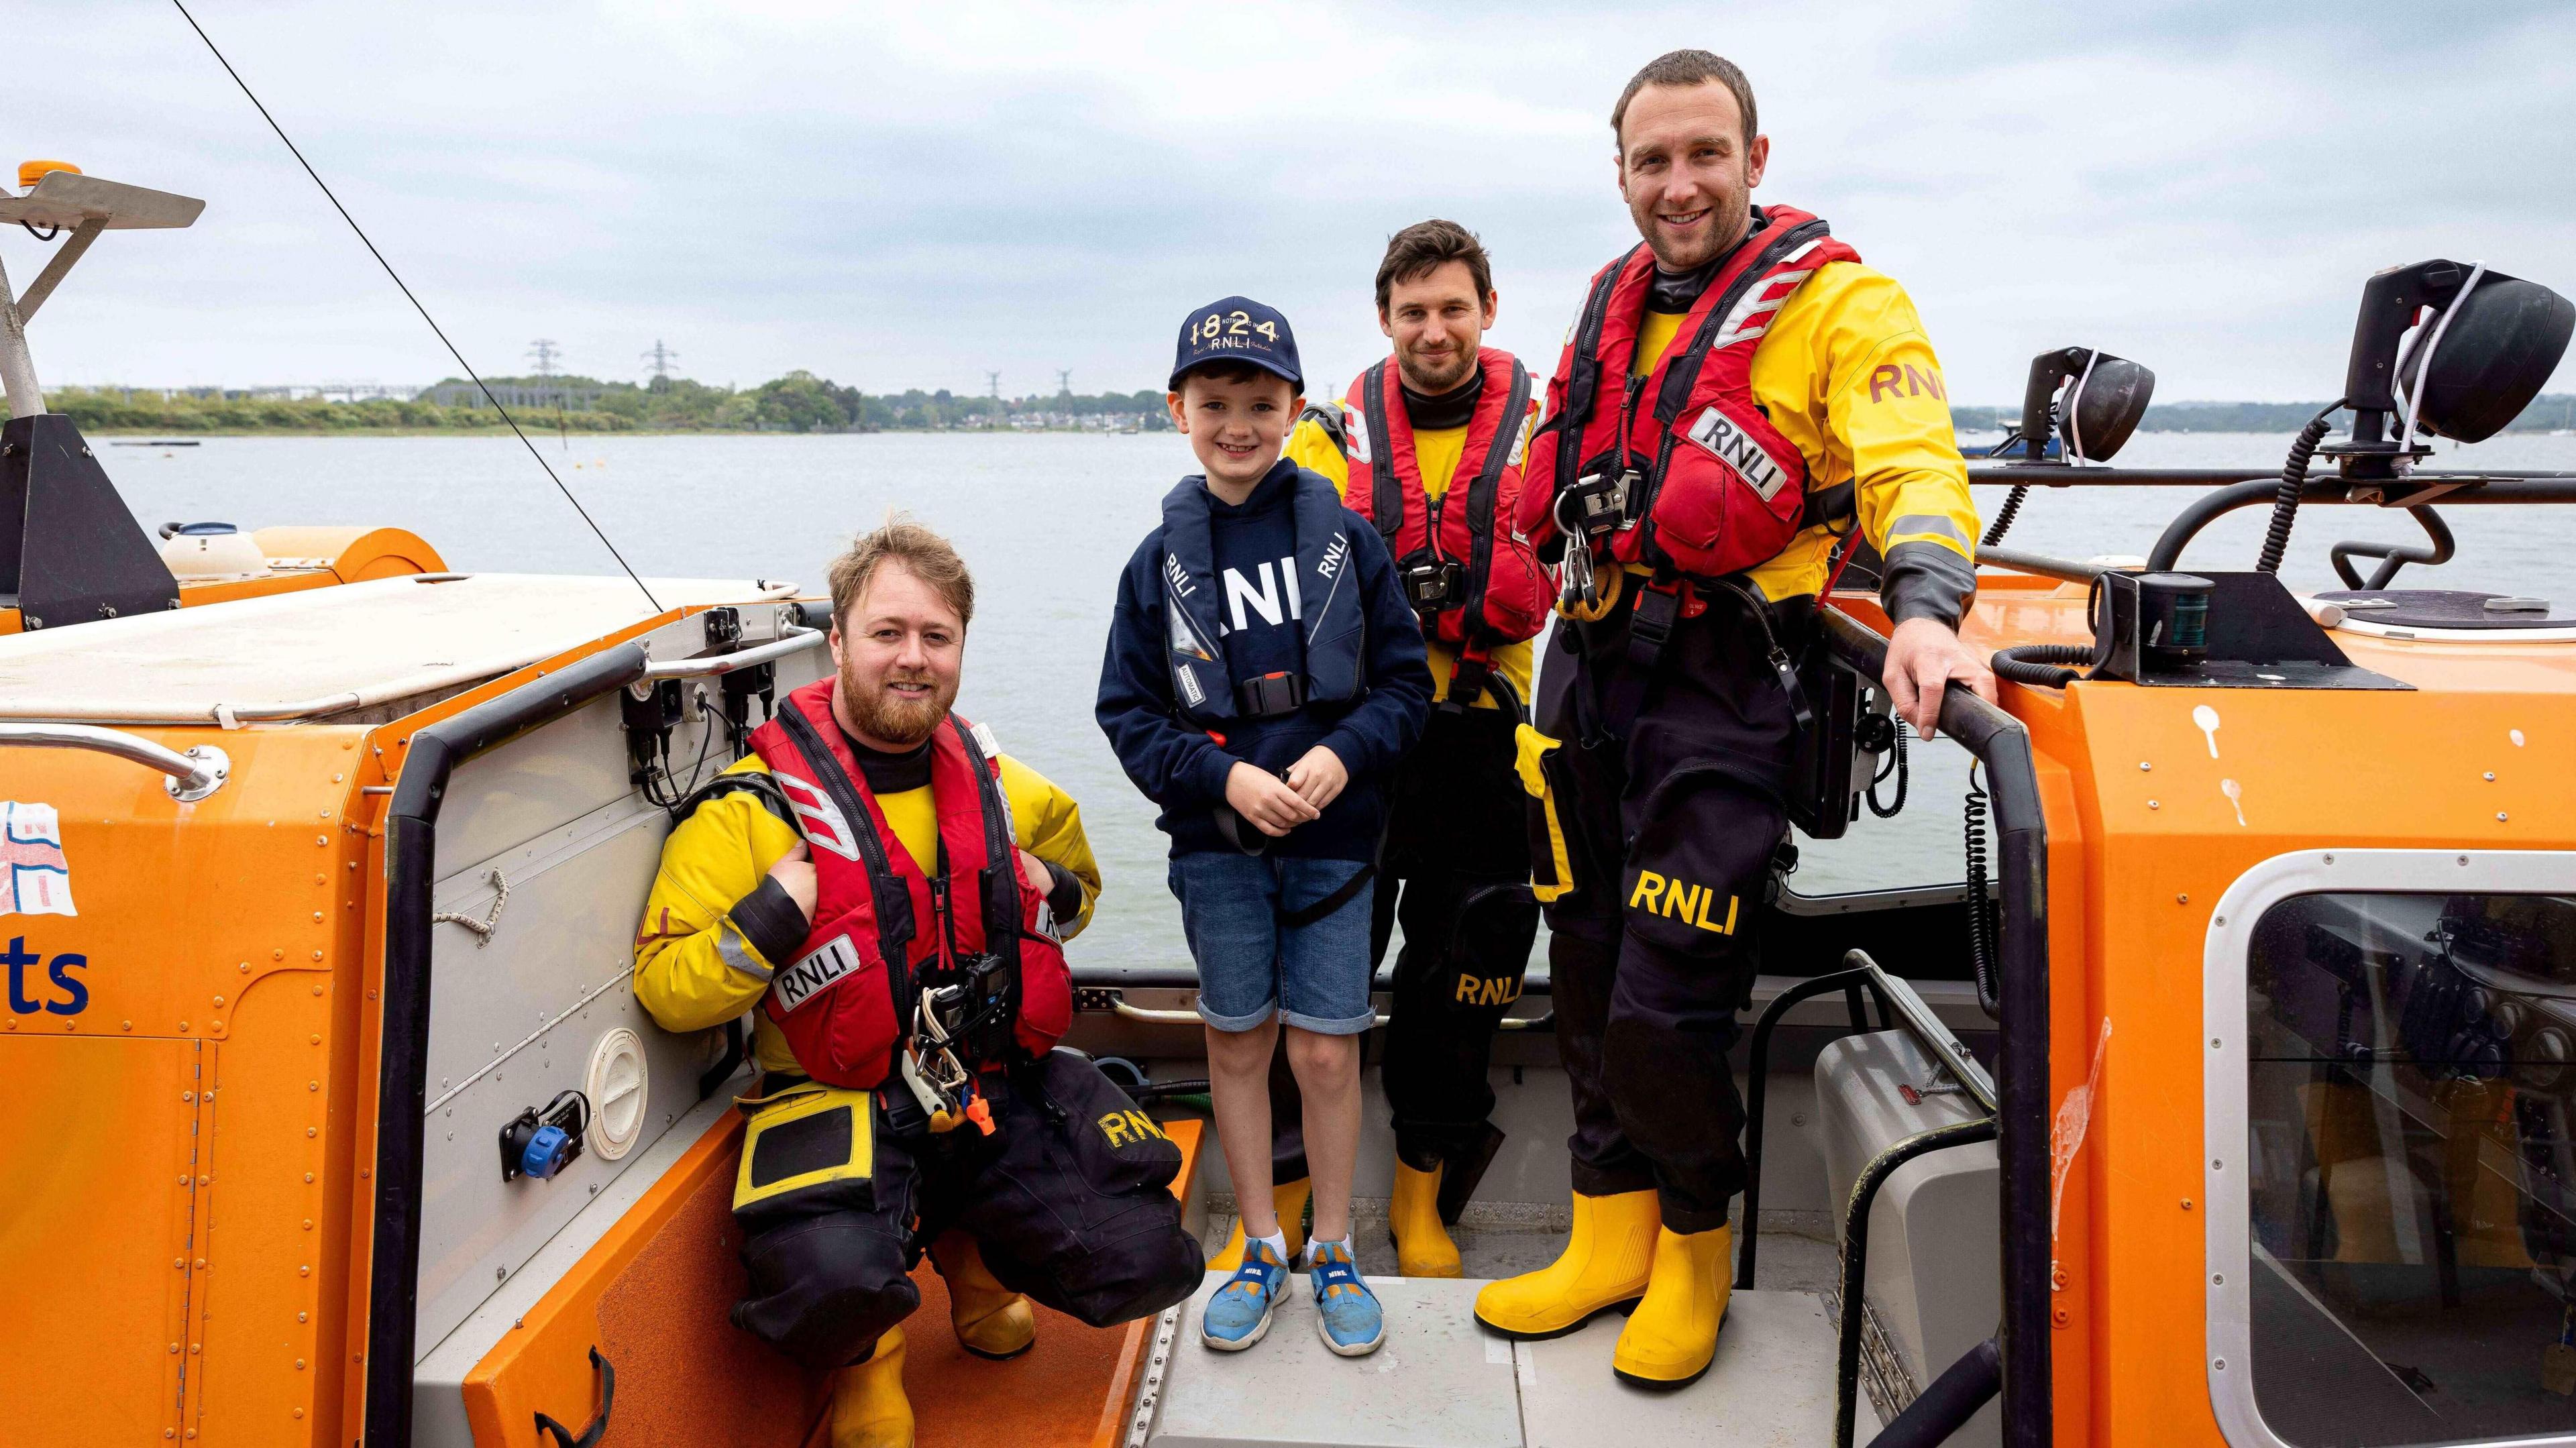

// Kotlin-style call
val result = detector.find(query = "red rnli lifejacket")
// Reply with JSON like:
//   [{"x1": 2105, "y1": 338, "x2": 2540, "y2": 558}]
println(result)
[
  {"x1": 1338, "y1": 347, "x2": 1549, "y2": 660},
  {"x1": 1513, "y1": 207, "x2": 1860, "y2": 581},
  {"x1": 747, "y1": 679, "x2": 1071, "y2": 1090}
]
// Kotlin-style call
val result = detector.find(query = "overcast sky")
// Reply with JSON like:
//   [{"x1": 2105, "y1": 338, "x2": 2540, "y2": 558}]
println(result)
[{"x1": 11, "y1": 0, "x2": 2575, "y2": 404}]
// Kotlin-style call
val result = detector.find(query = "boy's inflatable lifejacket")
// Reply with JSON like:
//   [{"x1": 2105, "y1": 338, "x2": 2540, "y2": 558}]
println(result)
[
  {"x1": 1160, "y1": 467, "x2": 1368, "y2": 722},
  {"x1": 747, "y1": 679, "x2": 1071, "y2": 1090},
  {"x1": 1336, "y1": 347, "x2": 1550, "y2": 659},
  {"x1": 1513, "y1": 206, "x2": 1860, "y2": 582}
]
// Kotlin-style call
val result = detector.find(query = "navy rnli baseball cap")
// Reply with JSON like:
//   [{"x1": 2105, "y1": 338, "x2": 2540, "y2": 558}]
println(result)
[{"x1": 1168, "y1": 296, "x2": 1303, "y2": 392}]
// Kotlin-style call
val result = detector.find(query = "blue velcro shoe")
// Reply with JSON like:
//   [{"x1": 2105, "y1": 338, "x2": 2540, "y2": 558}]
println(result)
[
  {"x1": 1201, "y1": 1237, "x2": 1288, "y2": 1351},
  {"x1": 1307, "y1": 1240, "x2": 1386, "y2": 1357}
]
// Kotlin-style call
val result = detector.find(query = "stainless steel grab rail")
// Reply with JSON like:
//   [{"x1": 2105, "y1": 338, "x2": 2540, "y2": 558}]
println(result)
[
  {"x1": 639, "y1": 625, "x2": 825, "y2": 680},
  {"x1": 1102, "y1": 994, "x2": 1544, "y2": 1032},
  {"x1": 0, "y1": 722, "x2": 230, "y2": 800}
]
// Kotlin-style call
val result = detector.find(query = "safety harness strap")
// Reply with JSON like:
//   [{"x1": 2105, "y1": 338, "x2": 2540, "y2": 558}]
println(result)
[
  {"x1": 1456, "y1": 357, "x2": 1533, "y2": 643},
  {"x1": 1357, "y1": 359, "x2": 1405, "y2": 542}
]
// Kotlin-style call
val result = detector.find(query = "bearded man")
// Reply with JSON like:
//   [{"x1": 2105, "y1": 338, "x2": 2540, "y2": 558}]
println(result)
[{"x1": 633, "y1": 517, "x2": 1201, "y2": 1448}]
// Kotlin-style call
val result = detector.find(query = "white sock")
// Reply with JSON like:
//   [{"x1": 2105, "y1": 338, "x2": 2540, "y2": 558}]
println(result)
[
  {"x1": 1304, "y1": 1233, "x2": 1352, "y2": 1266},
  {"x1": 1252, "y1": 1230, "x2": 1289, "y2": 1264}
]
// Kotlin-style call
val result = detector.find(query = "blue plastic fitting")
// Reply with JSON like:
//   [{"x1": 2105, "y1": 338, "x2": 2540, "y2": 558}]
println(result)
[{"x1": 521, "y1": 1123, "x2": 574, "y2": 1180}]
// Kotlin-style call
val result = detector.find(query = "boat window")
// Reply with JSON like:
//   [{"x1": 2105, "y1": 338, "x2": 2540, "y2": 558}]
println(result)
[
  {"x1": 2244, "y1": 889, "x2": 2576, "y2": 1446},
  {"x1": 1785, "y1": 725, "x2": 1973, "y2": 897}
]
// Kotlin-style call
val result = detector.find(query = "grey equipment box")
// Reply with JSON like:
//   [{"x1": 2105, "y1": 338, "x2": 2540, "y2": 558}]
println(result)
[{"x1": 1809, "y1": 1028, "x2": 2000, "y2": 1447}]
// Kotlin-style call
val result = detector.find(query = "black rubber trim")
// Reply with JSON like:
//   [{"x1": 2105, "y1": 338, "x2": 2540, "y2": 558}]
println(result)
[
  {"x1": 1819, "y1": 608, "x2": 2050, "y2": 1448},
  {"x1": 370, "y1": 641, "x2": 649, "y2": 1447},
  {"x1": 727, "y1": 875, "x2": 812, "y2": 969}
]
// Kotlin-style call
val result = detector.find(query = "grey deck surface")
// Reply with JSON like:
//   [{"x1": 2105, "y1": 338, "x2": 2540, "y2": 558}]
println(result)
[{"x1": 1146, "y1": 1267, "x2": 1872, "y2": 1447}]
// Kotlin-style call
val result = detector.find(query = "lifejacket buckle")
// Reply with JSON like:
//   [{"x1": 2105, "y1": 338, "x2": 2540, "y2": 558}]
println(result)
[
  {"x1": 1234, "y1": 671, "x2": 1307, "y2": 718},
  {"x1": 1439, "y1": 653, "x2": 1494, "y2": 716},
  {"x1": 1556, "y1": 467, "x2": 1634, "y2": 542},
  {"x1": 1626, "y1": 580, "x2": 1683, "y2": 671}
]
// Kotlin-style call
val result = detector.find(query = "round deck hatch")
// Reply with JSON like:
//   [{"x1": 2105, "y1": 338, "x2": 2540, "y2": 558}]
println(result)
[{"x1": 584, "y1": 1027, "x2": 649, "y2": 1160}]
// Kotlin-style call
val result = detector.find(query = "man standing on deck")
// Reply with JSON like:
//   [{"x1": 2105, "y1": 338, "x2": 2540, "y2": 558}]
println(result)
[
  {"x1": 1209, "y1": 221, "x2": 1550, "y2": 1278},
  {"x1": 1472, "y1": 51, "x2": 1993, "y2": 1388}
]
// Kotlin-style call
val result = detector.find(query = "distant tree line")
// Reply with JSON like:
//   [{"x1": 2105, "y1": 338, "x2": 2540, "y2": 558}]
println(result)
[
  {"x1": 54, "y1": 378, "x2": 2574, "y2": 437},
  {"x1": 52, "y1": 373, "x2": 1176, "y2": 435}
]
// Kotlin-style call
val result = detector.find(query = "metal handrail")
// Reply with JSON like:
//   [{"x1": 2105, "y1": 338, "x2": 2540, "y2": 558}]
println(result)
[
  {"x1": 639, "y1": 624, "x2": 824, "y2": 680},
  {"x1": 1103, "y1": 993, "x2": 1550, "y2": 1032},
  {"x1": 1817, "y1": 606, "x2": 2049, "y2": 1448},
  {"x1": 1854, "y1": 950, "x2": 1997, "y2": 1110},
  {"x1": 0, "y1": 721, "x2": 229, "y2": 800}
]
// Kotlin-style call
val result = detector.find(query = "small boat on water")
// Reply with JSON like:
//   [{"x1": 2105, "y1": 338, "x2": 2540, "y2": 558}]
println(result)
[{"x1": 6, "y1": 158, "x2": 2576, "y2": 1448}]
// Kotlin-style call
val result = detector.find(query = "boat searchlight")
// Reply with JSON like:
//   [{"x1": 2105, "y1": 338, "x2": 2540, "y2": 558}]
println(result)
[
  {"x1": 2004, "y1": 345, "x2": 2155, "y2": 465},
  {"x1": 2338, "y1": 258, "x2": 2575, "y2": 462}
]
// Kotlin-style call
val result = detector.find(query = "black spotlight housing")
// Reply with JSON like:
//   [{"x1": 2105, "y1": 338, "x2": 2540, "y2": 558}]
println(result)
[
  {"x1": 2011, "y1": 345, "x2": 2155, "y2": 462},
  {"x1": 2396, "y1": 276, "x2": 2573, "y2": 443},
  {"x1": 2339, "y1": 260, "x2": 2574, "y2": 464}
]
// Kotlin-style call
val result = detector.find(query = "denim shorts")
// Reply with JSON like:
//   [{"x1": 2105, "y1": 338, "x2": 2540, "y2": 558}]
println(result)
[{"x1": 1167, "y1": 850, "x2": 1377, "y2": 1035}]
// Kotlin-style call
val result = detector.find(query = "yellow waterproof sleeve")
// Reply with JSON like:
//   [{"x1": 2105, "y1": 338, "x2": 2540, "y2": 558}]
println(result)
[
  {"x1": 1743, "y1": 262, "x2": 1979, "y2": 621},
  {"x1": 1286, "y1": 410, "x2": 1351, "y2": 492},
  {"x1": 631, "y1": 757, "x2": 804, "y2": 1035},
  {"x1": 998, "y1": 753, "x2": 1102, "y2": 940}
]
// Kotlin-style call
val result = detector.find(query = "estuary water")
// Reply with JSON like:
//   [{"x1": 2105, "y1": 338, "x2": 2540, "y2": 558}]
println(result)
[{"x1": 98, "y1": 429, "x2": 2576, "y2": 968}]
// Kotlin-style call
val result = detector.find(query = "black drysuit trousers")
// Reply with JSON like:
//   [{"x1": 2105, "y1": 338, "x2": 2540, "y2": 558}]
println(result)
[
  {"x1": 730, "y1": 1050, "x2": 1203, "y2": 1370},
  {"x1": 1531, "y1": 586, "x2": 1805, "y2": 1235},
  {"x1": 1374, "y1": 702, "x2": 1542, "y2": 1171}
]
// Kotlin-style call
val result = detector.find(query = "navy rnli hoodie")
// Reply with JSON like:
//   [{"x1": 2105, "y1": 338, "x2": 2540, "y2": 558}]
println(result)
[{"x1": 1097, "y1": 459, "x2": 1431, "y2": 860}]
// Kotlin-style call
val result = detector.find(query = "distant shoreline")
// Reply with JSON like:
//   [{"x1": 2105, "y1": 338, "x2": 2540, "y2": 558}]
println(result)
[{"x1": 78, "y1": 427, "x2": 1158, "y2": 439}]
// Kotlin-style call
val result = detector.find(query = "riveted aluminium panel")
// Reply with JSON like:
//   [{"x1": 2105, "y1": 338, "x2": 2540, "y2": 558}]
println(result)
[
  {"x1": 408, "y1": 625, "x2": 825, "y2": 1356},
  {"x1": 0, "y1": 1035, "x2": 202, "y2": 1443}
]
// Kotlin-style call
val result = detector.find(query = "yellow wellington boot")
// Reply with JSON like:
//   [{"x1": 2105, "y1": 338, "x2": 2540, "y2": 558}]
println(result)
[
  {"x1": 929, "y1": 1231, "x2": 1036, "y2": 1359},
  {"x1": 1611, "y1": 1225, "x2": 1732, "y2": 1390},
  {"x1": 1389, "y1": 1160, "x2": 1463, "y2": 1278},
  {"x1": 1207, "y1": 1177, "x2": 1311, "y2": 1272},
  {"x1": 826, "y1": 1326, "x2": 914, "y2": 1448},
  {"x1": 1473, "y1": 1188, "x2": 1659, "y2": 1339}
]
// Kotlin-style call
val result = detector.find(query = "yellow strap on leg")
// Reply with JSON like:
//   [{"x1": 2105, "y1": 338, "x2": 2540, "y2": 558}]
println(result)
[{"x1": 1514, "y1": 724, "x2": 1576, "y2": 905}]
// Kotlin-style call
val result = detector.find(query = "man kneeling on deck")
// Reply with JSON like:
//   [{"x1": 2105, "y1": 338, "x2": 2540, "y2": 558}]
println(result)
[{"x1": 633, "y1": 518, "x2": 1202, "y2": 1448}]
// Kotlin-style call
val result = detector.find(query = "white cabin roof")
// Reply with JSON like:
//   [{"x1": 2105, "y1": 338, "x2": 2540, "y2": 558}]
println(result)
[{"x1": 0, "y1": 573, "x2": 800, "y2": 725}]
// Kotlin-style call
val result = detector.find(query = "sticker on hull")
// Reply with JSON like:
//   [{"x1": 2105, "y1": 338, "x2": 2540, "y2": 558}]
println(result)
[{"x1": 1, "y1": 802, "x2": 74, "y2": 917}]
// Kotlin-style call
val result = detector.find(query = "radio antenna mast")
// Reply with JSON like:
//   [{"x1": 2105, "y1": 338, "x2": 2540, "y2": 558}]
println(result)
[{"x1": 171, "y1": 0, "x2": 660, "y2": 610}]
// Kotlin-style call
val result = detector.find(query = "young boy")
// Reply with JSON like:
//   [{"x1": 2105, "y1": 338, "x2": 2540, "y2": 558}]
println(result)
[{"x1": 1096, "y1": 296, "x2": 1432, "y2": 1357}]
